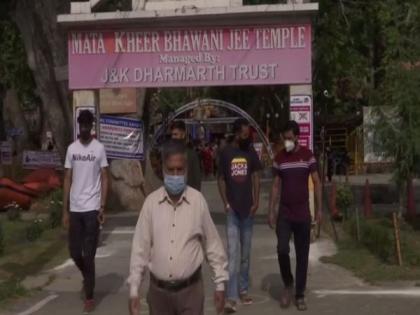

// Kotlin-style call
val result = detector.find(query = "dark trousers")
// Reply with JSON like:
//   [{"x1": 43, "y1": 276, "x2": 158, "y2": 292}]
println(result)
[
  {"x1": 69, "y1": 211, "x2": 99, "y2": 300},
  {"x1": 147, "y1": 276, "x2": 204, "y2": 315},
  {"x1": 276, "y1": 217, "x2": 311, "y2": 298}
]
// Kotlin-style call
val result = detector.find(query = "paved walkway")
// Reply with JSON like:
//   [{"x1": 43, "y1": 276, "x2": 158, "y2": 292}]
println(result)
[{"x1": 3, "y1": 182, "x2": 420, "y2": 315}]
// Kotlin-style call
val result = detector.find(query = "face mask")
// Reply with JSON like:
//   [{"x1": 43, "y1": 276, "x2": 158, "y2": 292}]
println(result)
[
  {"x1": 79, "y1": 124, "x2": 93, "y2": 141},
  {"x1": 284, "y1": 140, "x2": 296, "y2": 152},
  {"x1": 164, "y1": 174, "x2": 186, "y2": 196},
  {"x1": 239, "y1": 137, "x2": 251, "y2": 151},
  {"x1": 80, "y1": 131, "x2": 91, "y2": 141}
]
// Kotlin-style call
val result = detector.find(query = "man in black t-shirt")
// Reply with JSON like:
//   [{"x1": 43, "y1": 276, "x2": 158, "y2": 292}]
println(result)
[{"x1": 218, "y1": 119, "x2": 262, "y2": 313}]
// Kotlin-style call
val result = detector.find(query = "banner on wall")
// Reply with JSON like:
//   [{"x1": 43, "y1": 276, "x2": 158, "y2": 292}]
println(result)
[
  {"x1": 22, "y1": 150, "x2": 62, "y2": 170},
  {"x1": 99, "y1": 115, "x2": 144, "y2": 160},
  {"x1": 290, "y1": 95, "x2": 313, "y2": 151},
  {"x1": 68, "y1": 23, "x2": 312, "y2": 89}
]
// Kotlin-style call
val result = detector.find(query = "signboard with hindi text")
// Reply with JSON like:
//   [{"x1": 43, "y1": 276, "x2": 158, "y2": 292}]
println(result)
[{"x1": 68, "y1": 23, "x2": 312, "y2": 89}]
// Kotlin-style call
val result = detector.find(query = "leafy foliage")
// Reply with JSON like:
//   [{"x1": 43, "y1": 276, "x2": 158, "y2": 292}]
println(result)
[
  {"x1": 48, "y1": 189, "x2": 64, "y2": 229},
  {"x1": 25, "y1": 219, "x2": 45, "y2": 242},
  {"x1": 372, "y1": 1, "x2": 420, "y2": 185},
  {"x1": 0, "y1": 20, "x2": 36, "y2": 105},
  {"x1": 0, "y1": 222, "x2": 4, "y2": 256},
  {"x1": 347, "y1": 218, "x2": 394, "y2": 263},
  {"x1": 336, "y1": 184, "x2": 353, "y2": 218}
]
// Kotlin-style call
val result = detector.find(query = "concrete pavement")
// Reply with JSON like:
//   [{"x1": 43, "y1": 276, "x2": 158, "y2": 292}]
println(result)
[{"x1": 2, "y1": 181, "x2": 420, "y2": 315}]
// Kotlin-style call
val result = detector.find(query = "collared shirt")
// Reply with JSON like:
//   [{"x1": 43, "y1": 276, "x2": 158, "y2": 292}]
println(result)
[
  {"x1": 273, "y1": 146, "x2": 318, "y2": 222},
  {"x1": 128, "y1": 186, "x2": 228, "y2": 298}
]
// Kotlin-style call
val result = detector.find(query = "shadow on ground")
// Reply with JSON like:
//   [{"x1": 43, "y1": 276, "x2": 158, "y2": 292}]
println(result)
[
  {"x1": 261, "y1": 274, "x2": 283, "y2": 302},
  {"x1": 95, "y1": 273, "x2": 125, "y2": 307}
]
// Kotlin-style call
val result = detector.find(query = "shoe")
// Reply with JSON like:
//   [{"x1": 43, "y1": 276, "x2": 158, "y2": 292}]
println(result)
[
  {"x1": 83, "y1": 299, "x2": 95, "y2": 314},
  {"x1": 295, "y1": 298, "x2": 307, "y2": 311},
  {"x1": 239, "y1": 292, "x2": 253, "y2": 305},
  {"x1": 280, "y1": 287, "x2": 293, "y2": 308},
  {"x1": 224, "y1": 300, "x2": 237, "y2": 313}
]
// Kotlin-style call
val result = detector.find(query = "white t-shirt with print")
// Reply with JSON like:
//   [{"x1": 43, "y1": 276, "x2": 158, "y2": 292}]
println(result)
[{"x1": 65, "y1": 139, "x2": 108, "y2": 212}]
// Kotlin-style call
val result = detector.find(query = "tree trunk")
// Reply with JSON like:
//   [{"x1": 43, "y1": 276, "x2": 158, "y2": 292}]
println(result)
[
  {"x1": 13, "y1": 0, "x2": 72, "y2": 161},
  {"x1": 3, "y1": 89, "x2": 30, "y2": 156}
]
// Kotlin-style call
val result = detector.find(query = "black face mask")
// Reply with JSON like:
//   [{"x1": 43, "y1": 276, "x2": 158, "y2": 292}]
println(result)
[
  {"x1": 79, "y1": 130, "x2": 92, "y2": 141},
  {"x1": 239, "y1": 137, "x2": 251, "y2": 151}
]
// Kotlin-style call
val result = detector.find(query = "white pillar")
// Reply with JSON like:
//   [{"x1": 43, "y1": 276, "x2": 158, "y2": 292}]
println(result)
[
  {"x1": 132, "y1": 0, "x2": 146, "y2": 10},
  {"x1": 143, "y1": 0, "x2": 231, "y2": 10}
]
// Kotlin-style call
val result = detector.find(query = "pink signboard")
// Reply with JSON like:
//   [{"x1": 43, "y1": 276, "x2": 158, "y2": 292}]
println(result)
[
  {"x1": 290, "y1": 95, "x2": 313, "y2": 151},
  {"x1": 68, "y1": 24, "x2": 312, "y2": 89}
]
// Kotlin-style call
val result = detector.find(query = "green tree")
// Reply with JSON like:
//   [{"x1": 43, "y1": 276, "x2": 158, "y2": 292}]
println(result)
[{"x1": 372, "y1": 1, "x2": 420, "y2": 214}]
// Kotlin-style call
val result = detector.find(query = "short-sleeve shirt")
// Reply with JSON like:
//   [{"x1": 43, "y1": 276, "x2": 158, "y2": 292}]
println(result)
[
  {"x1": 65, "y1": 139, "x2": 108, "y2": 212},
  {"x1": 273, "y1": 146, "x2": 317, "y2": 222},
  {"x1": 219, "y1": 145, "x2": 262, "y2": 218}
]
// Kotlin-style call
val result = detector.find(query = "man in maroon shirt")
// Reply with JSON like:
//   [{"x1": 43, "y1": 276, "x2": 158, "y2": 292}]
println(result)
[{"x1": 268, "y1": 120, "x2": 322, "y2": 311}]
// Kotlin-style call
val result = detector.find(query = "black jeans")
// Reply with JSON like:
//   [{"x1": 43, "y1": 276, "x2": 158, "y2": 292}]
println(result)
[
  {"x1": 69, "y1": 211, "x2": 99, "y2": 300},
  {"x1": 276, "y1": 216, "x2": 311, "y2": 298}
]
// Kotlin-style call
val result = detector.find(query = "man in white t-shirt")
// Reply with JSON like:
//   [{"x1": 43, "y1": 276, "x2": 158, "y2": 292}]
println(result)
[{"x1": 62, "y1": 110, "x2": 109, "y2": 314}]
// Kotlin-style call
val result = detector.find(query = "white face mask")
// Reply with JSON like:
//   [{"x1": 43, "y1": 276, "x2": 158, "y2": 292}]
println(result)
[{"x1": 284, "y1": 140, "x2": 296, "y2": 152}]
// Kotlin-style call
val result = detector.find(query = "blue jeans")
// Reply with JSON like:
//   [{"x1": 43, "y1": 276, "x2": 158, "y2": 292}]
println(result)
[{"x1": 226, "y1": 210, "x2": 254, "y2": 301}]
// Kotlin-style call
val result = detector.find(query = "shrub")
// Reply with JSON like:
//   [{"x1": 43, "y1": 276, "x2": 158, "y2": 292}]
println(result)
[
  {"x1": 337, "y1": 184, "x2": 354, "y2": 217},
  {"x1": 26, "y1": 219, "x2": 45, "y2": 242},
  {"x1": 48, "y1": 189, "x2": 63, "y2": 229},
  {"x1": 5, "y1": 202, "x2": 21, "y2": 221},
  {"x1": 347, "y1": 218, "x2": 394, "y2": 262},
  {"x1": 336, "y1": 184, "x2": 354, "y2": 219},
  {"x1": 0, "y1": 222, "x2": 4, "y2": 256}
]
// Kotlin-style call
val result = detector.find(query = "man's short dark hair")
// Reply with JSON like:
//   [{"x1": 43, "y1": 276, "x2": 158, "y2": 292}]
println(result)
[
  {"x1": 162, "y1": 139, "x2": 187, "y2": 162},
  {"x1": 77, "y1": 110, "x2": 94, "y2": 125},
  {"x1": 283, "y1": 120, "x2": 300, "y2": 136},
  {"x1": 233, "y1": 118, "x2": 249, "y2": 134},
  {"x1": 170, "y1": 120, "x2": 186, "y2": 132}
]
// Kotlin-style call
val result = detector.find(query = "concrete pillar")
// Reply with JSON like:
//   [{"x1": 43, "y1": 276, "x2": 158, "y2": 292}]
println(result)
[
  {"x1": 132, "y1": 0, "x2": 146, "y2": 10},
  {"x1": 143, "y1": 0, "x2": 231, "y2": 10},
  {"x1": 70, "y1": 2, "x2": 91, "y2": 13},
  {"x1": 287, "y1": 0, "x2": 312, "y2": 3},
  {"x1": 290, "y1": 84, "x2": 313, "y2": 97}
]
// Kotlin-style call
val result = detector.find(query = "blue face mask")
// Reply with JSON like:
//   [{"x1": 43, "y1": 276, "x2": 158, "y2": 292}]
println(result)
[{"x1": 164, "y1": 174, "x2": 186, "y2": 196}]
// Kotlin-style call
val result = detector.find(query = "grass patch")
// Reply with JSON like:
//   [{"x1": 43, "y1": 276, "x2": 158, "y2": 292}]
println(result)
[
  {"x1": 321, "y1": 217, "x2": 420, "y2": 283},
  {"x1": 0, "y1": 225, "x2": 67, "y2": 304},
  {"x1": 0, "y1": 189, "x2": 67, "y2": 305},
  {"x1": 321, "y1": 238, "x2": 420, "y2": 283},
  {"x1": 0, "y1": 279, "x2": 27, "y2": 303}
]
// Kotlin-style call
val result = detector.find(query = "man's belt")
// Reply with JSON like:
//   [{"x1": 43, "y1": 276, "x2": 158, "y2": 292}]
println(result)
[{"x1": 150, "y1": 266, "x2": 201, "y2": 292}]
